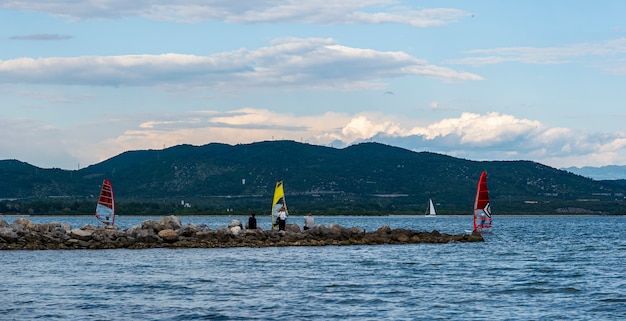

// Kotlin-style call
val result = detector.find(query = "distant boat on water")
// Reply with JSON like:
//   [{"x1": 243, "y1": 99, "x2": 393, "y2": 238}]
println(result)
[{"x1": 425, "y1": 199, "x2": 437, "y2": 217}]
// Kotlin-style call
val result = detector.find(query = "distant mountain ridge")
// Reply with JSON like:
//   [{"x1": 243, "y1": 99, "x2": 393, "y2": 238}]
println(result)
[
  {"x1": 1, "y1": 141, "x2": 625, "y2": 214},
  {"x1": 562, "y1": 165, "x2": 626, "y2": 180}
]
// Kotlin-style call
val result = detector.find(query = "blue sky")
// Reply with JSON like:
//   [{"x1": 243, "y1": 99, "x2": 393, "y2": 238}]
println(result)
[{"x1": 2, "y1": 1, "x2": 626, "y2": 170}]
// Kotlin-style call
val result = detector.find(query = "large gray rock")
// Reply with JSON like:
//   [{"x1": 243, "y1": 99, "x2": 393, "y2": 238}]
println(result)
[
  {"x1": 50, "y1": 227, "x2": 68, "y2": 240},
  {"x1": 141, "y1": 219, "x2": 159, "y2": 232},
  {"x1": 228, "y1": 220, "x2": 243, "y2": 228},
  {"x1": 158, "y1": 229, "x2": 179, "y2": 243},
  {"x1": 135, "y1": 229, "x2": 159, "y2": 243},
  {"x1": 160, "y1": 216, "x2": 182, "y2": 230},
  {"x1": 285, "y1": 223, "x2": 300, "y2": 233},
  {"x1": 141, "y1": 216, "x2": 181, "y2": 232},
  {"x1": 0, "y1": 227, "x2": 19, "y2": 242},
  {"x1": 229, "y1": 226, "x2": 242, "y2": 236},
  {"x1": 227, "y1": 220, "x2": 243, "y2": 236},
  {"x1": 11, "y1": 218, "x2": 34, "y2": 229},
  {"x1": 177, "y1": 223, "x2": 199, "y2": 237},
  {"x1": 69, "y1": 229, "x2": 93, "y2": 241}
]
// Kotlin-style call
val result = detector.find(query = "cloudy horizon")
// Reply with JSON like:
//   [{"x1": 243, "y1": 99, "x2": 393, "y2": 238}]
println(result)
[{"x1": 2, "y1": 1, "x2": 626, "y2": 170}]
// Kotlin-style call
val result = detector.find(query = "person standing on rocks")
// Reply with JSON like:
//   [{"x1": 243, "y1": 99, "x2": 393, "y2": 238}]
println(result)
[
  {"x1": 247, "y1": 213, "x2": 257, "y2": 229},
  {"x1": 277, "y1": 207, "x2": 287, "y2": 231},
  {"x1": 303, "y1": 213, "x2": 314, "y2": 231}
]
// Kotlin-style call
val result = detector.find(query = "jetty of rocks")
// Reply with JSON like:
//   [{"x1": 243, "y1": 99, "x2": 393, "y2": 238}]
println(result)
[{"x1": 0, "y1": 216, "x2": 484, "y2": 250}]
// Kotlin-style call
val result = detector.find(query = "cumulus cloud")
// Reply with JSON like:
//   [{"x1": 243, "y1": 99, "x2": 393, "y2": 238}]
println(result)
[
  {"x1": 341, "y1": 116, "x2": 403, "y2": 142},
  {"x1": 367, "y1": 113, "x2": 626, "y2": 168},
  {"x1": 76, "y1": 110, "x2": 626, "y2": 170},
  {"x1": 0, "y1": 37, "x2": 483, "y2": 88},
  {"x1": 0, "y1": 1, "x2": 468, "y2": 26},
  {"x1": 5, "y1": 107, "x2": 626, "y2": 169},
  {"x1": 410, "y1": 112, "x2": 543, "y2": 145}
]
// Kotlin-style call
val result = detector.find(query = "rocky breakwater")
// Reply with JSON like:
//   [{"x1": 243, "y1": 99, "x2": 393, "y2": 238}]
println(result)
[{"x1": 0, "y1": 216, "x2": 484, "y2": 250}]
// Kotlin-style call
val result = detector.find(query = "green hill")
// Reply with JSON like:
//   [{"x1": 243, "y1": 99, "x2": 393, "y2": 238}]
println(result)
[{"x1": 1, "y1": 141, "x2": 625, "y2": 215}]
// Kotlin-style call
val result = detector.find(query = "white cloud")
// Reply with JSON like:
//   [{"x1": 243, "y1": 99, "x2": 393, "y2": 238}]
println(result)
[
  {"x1": 341, "y1": 115, "x2": 403, "y2": 142},
  {"x1": 1, "y1": 1, "x2": 468, "y2": 26},
  {"x1": 4, "y1": 107, "x2": 626, "y2": 169},
  {"x1": 449, "y1": 37, "x2": 626, "y2": 66},
  {"x1": 0, "y1": 37, "x2": 483, "y2": 88},
  {"x1": 79, "y1": 110, "x2": 626, "y2": 169},
  {"x1": 10, "y1": 34, "x2": 72, "y2": 40}
]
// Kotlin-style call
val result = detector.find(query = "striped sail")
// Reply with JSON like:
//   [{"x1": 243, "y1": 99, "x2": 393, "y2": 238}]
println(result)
[{"x1": 95, "y1": 179, "x2": 115, "y2": 226}]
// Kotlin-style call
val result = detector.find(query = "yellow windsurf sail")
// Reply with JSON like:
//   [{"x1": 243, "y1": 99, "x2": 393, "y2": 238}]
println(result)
[{"x1": 270, "y1": 180, "x2": 288, "y2": 229}]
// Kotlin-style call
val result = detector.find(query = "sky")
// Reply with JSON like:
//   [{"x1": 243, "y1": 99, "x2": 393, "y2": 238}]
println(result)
[{"x1": 2, "y1": 1, "x2": 626, "y2": 170}]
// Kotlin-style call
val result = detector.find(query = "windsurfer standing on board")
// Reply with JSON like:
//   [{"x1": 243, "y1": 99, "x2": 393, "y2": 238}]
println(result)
[
  {"x1": 277, "y1": 207, "x2": 287, "y2": 231},
  {"x1": 480, "y1": 203, "x2": 491, "y2": 228},
  {"x1": 479, "y1": 212, "x2": 487, "y2": 227}
]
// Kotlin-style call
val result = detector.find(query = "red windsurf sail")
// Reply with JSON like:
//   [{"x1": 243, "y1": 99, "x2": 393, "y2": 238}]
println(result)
[
  {"x1": 473, "y1": 171, "x2": 492, "y2": 231},
  {"x1": 95, "y1": 179, "x2": 115, "y2": 226}
]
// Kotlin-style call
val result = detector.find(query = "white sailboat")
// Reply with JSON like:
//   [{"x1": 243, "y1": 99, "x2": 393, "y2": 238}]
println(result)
[{"x1": 425, "y1": 199, "x2": 437, "y2": 217}]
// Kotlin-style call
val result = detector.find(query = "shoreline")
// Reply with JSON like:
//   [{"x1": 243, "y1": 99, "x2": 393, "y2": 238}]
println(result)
[{"x1": 2, "y1": 213, "x2": 623, "y2": 218}]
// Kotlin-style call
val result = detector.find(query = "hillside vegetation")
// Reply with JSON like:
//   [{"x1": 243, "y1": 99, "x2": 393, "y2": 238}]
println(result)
[{"x1": 1, "y1": 141, "x2": 625, "y2": 215}]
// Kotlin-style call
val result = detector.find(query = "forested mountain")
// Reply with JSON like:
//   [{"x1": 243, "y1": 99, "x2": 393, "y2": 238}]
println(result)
[{"x1": 1, "y1": 141, "x2": 625, "y2": 215}]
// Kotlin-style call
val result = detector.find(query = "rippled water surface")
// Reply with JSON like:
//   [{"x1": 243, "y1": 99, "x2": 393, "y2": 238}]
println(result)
[{"x1": 1, "y1": 215, "x2": 625, "y2": 320}]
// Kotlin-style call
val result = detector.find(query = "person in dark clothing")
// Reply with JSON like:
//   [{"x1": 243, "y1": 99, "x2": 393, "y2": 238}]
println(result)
[{"x1": 247, "y1": 213, "x2": 257, "y2": 229}]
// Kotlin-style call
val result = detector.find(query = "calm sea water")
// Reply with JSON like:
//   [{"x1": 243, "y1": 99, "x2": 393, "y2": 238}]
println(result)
[{"x1": 1, "y1": 215, "x2": 625, "y2": 320}]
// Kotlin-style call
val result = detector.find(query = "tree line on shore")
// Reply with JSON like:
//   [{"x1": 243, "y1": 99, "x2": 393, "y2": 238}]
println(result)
[{"x1": 2, "y1": 197, "x2": 624, "y2": 216}]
